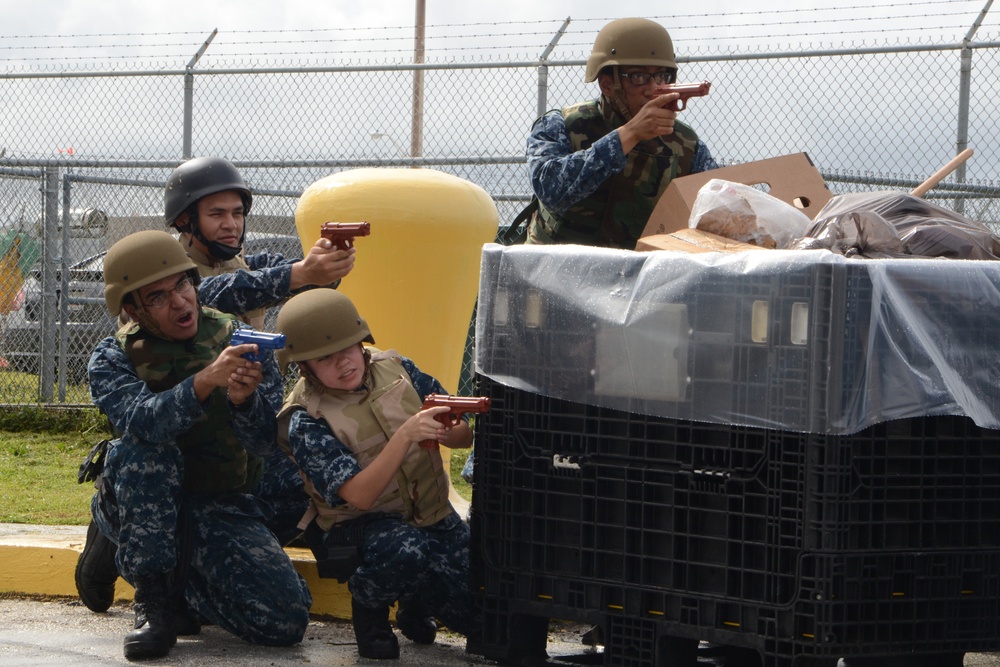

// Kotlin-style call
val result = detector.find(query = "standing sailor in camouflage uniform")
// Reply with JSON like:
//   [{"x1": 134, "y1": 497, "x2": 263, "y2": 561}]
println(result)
[
  {"x1": 75, "y1": 157, "x2": 352, "y2": 614},
  {"x1": 87, "y1": 230, "x2": 312, "y2": 661},
  {"x1": 463, "y1": 17, "x2": 720, "y2": 495},
  {"x1": 274, "y1": 289, "x2": 479, "y2": 660},
  {"x1": 524, "y1": 17, "x2": 718, "y2": 249}
]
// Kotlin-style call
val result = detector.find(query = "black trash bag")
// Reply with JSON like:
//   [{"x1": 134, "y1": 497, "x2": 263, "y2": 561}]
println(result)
[
  {"x1": 793, "y1": 209, "x2": 907, "y2": 258},
  {"x1": 792, "y1": 191, "x2": 1000, "y2": 260}
]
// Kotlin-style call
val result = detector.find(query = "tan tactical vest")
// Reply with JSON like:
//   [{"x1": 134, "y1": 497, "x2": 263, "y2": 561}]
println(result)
[
  {"x1": 277, "y1": 349, "x2": 452, "y2": 532},
  {"x1": 528, "y1": 95, "x2": 701, "y2": 248},
  {"x1": 117, "y1": 308, "x2": 263, "y2": 495},
  {"x1": 180, "y1": 238, "x2": 267, "y2": 329}
]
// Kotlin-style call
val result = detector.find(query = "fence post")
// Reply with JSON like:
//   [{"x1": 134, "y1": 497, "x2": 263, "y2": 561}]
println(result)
[
  {"x1": 182, "y1": 71, "x2": 194, "y2": 160},
  {"x1": 411, "y1": 0, "x2": 425, "y2": 162},
  {"x1": 955, "y1": 1, "x2": 992, "y2": 213},
  {"x1": 38, "y1": 166, "x2": 59, "y2": 402},
  {"x1": 537, "y1": 17, "x2": 572, "y2": 119},
  {"x1": 56, "y1": 175, "x2": 73, "y2": 402},
  {"x1": 955, "y1": 43, "x2": 973, "y2": 215},
  {"x1": 182, "y1": 29, "x2": 218, "y2": 160}
]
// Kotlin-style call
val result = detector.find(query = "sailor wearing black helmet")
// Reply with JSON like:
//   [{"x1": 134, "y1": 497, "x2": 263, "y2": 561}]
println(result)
[{"x1": 164, "y1": 156, "x2": 354, "y2": 330}]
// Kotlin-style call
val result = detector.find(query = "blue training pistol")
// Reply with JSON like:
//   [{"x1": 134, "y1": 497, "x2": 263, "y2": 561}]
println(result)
[{"x1": 230, "y1": 329, "x2": 286, "y2": 362}]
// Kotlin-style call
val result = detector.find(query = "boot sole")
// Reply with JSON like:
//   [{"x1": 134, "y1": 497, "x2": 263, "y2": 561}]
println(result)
[
  {"x1": 123, "y1": 638, "x2": 175, "y2": 661},
  {"x1": 75, "y1": 520, "x2": 119, "y2": 613}
]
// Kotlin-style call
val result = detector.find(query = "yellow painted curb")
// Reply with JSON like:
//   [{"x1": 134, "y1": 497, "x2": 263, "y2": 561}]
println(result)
[
  {"x1": 285, "y1": 546, "x2": 354, "y2": 620},
  {"x1": 0, "y1": 537, "x2": 354, "y2": 620}
]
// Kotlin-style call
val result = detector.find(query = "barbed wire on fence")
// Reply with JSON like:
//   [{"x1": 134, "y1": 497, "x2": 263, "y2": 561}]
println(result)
[{"x1": 0, "y1": 0, "x2": 996, "y2": 66}]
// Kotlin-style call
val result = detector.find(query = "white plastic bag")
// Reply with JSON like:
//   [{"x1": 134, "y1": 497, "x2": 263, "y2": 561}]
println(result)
[{"x1": 689, "y1": 179, "x2": 813, "y2": 248}]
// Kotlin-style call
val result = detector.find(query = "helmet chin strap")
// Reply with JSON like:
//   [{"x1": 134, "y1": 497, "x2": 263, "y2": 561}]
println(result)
[
  {"x1": 178, "y1": 211, "x2": 245, "y2": 262},
  {"x1": 196, "y1": 227, "x2": 244, "y2": 261},
  {"x1": 206, "y1": 241, "x2": 242, "y2": 261},
  {"x1": 131, "y1": 301, "x2": 202, "y2": 343},
  {"x1": 132, "y1": 307, "x2": 167, "y2": 339},
  {"x1": 608, "y1": 67, "x2": 634, "y2": 122}
]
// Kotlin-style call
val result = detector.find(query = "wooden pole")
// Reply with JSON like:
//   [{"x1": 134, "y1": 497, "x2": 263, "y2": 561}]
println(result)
[{"x1": 910, "y1": 148, "x2": 974, "y2": 197}]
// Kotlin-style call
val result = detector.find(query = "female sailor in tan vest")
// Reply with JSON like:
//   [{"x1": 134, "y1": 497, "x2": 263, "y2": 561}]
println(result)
[{"x1": 275, "y1": 289, "x2": 479, "y2": 660}]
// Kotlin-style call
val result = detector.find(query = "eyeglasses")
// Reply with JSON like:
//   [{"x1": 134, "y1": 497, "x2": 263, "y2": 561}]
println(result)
[
  {"x1": 141, "y1": 276, "x2": 194, "y2": 309},
  {"x1": 619, "y1": 70, "x2": 676, "y2": 86}
]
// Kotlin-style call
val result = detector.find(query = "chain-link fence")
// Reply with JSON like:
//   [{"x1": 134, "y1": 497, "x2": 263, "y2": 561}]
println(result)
[{"x1": 2, "y1": 33, "x2": 1000, "y2": 404}]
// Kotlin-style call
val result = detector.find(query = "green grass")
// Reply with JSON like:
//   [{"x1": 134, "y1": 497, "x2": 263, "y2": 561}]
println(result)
[
  {"x1": 0, "y1": 369, "x2": 94, "y2": 405},
  {"x1": 0, "y1": 406, "x2": 474, "y2": 526},
  {"x1": 449, "y1": 449, "x2": 472, "y2": 501},
  {"x1": 0, "y1": 407, "x2": 110, "y2": 525}
]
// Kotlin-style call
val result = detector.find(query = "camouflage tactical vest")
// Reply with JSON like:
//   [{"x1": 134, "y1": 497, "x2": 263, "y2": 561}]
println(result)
[
  {"x1": 277, "y1": 349, "x2": 452, "y2": 533},
  {"x1": 117, "y1": 308, "x2": 263, "y2": 495},
  {"x1": 528, "y1": 95, "x2": 701, "y2": 249},
  {"x1": 181, "y1": 238, "x2": 267, "y2": 329}
]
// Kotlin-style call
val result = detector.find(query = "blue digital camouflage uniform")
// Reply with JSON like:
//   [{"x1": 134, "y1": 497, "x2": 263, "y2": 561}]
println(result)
[
  {"x1": 286, "y1": 356, "x2": 479, "y2": 637},
  {"x1": 197, "y1": 250, "x2": 304, "y2": 318},
  {"x1": 197, "y1": 250, "x2": 320, "y2": 545},
  {"x1": 88, "y1": 331, "x2": 312, "y2": 647},
  {"x1": 526, "y1": 102, "x2": 718, "y2": 214}
]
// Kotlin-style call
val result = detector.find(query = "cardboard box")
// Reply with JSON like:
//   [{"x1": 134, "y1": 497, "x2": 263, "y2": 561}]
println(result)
[
  {"x1": 635, "y1": 228, "x2": 767, "y2": 253},
  {"x1": 638, "y1": 152, "x2": 832, "y2": 244}
]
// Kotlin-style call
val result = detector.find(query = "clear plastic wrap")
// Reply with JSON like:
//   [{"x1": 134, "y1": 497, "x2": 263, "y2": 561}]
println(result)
[{"x1": 475, "y1": 243, "x2": 1000, "y2": 434}]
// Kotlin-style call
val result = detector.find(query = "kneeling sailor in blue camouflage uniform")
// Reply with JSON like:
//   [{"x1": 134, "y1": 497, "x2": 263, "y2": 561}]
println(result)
[
  {"x1": 274, "y1": 288, "x2": 479, "y2": 660},
  {"x1": 87, "y1": 230, "x2": 312, "y2": 661},
  {"x1": 75, "y1": 156, "x2": 354, "y2": 614}
]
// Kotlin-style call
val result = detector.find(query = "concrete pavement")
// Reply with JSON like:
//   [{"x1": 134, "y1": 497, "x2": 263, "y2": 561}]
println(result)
[
  {"x1": 4, "y1": 524, "x2": 1000, "y2": 666},
  {"x1": 0, "y1": 522, "x2": 596, "y2": 666},
  {"x1": 0, "y1": 596, "x2": 493, "y2": 666},
  {"x1": 5, "y1": 597, "x2": 1000, "y2": 666}
]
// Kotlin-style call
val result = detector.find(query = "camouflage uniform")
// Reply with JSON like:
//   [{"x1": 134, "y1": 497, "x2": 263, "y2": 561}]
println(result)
[
  {"x1": 279, "y1": 352, "x2": 479, "y2": 638},
  {"x1": 190, "y1": 239, "x2": 322, "y2": 545},
  {"x1": 88, "y1": 308, "x2": 312, "y2": 646},
  {"x1": 526, "y1": 95, "x2": 718, "y2": 248},
  {"x1": 193, "y1": 242, "x2": 338, "y2": 328}
]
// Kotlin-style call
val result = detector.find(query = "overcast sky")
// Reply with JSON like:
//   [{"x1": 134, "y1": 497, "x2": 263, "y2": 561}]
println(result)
[
  {"x1": 2, "y1": 0, "x2": 998, "y2": 220},
  {"x1": 11, "y1": 0, "x2": 818, "y2": 36},
  {"x1": 1, "y1": 0, "x2": 997, "y2": 66}
]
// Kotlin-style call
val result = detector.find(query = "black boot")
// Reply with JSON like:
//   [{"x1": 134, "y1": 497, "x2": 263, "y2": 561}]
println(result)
[
  {"x1": 395, "y1": 599, "x2": 437, "y2": 645},
  {"x1": 123, "y1": 575, "x2": 177, "y2": 661},
  {"x1": 352, "y1": 598, "x2": 400, "y2": 659},
  {"x1": 75, "y1": 520, "x2": 120, "y2": 612}
]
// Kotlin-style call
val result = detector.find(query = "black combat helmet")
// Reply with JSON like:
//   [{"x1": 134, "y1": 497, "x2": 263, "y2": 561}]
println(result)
[{"x1": 164, "y1": 157, "x2": 253, "y2": 261}]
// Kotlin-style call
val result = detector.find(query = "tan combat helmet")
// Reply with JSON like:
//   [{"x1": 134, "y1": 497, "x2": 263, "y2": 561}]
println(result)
[
  {"x1": 103, "y1": 229, "x2": 199, "y2": 316},
  {"x1": 275, "y1": 288, "x2": 375, "y2": 372},
  {"x1": 584, "y1": 17, "x2": 677, "y2": 83}
]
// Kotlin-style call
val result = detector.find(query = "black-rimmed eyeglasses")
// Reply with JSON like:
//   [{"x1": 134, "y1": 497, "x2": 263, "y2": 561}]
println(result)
[{"x1": 141, "y1": 276, "x2": 194, "y2": 309}]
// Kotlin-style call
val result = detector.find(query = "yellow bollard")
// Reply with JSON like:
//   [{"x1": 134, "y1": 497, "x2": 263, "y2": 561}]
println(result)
[{"x1": 294, "y1": 168, "x2": 499, "y2": 509}]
